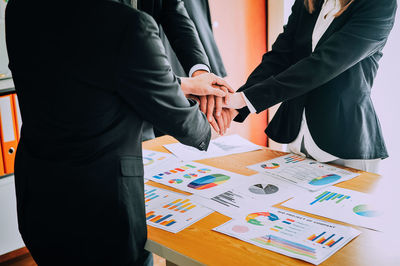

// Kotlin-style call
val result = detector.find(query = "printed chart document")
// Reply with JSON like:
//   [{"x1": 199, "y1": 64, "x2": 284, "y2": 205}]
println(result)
[
  {"x1": 282, "y1": 186, "x2": 385, "y2": 231},
  {"x1": 213, "y1": 207, "x2": 360, "y2": 265},
  {"x1": 142, "y1": 149, "x2": 178, "y2": 176},
  {"x1": 190, "y1": 174, "x2": 306, "y2": 218},
  {"x1": 144, "y1": 184, "x2": 213, "y2": 233},
  {"x1": 231, "y1": 173, "x2": 306, "y2": 204},
  {"x1": 164, "y1": 134, "x2": 261, "y2": 161},
  {"x1": 190, "y1": 190, "x2": 271, "y2": 218},
  {"x1": 247, "y1": 154, "x2": 359, "y2": 191},
  {"x1": 145, "y1": 161, "x2": 248, "y2": 199}
]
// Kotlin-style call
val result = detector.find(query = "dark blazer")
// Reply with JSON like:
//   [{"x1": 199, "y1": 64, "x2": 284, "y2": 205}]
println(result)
[
  {"x1": 136, "y1": 0, "x2": 210, "y2": 76},
  {"x1": 6, "y1": 1, "x2": 210, "y2": 265},
  {"x1": 182, "y1": 0, "x2": 227, "y2": 77},
  {"x1": 135, "y1": 0, "x2": 226, "y2": 77},
  {"x1": 236, "y1": 0, "x2": 396, "y2": 160}
]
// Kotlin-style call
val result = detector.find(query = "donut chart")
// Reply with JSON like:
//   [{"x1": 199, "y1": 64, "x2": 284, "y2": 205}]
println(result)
[{"x1": 188, "y1": 174, "x2": 230, "y2": 190}]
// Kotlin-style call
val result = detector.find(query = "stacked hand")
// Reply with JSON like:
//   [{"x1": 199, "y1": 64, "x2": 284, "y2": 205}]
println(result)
[{"x1": 180, "y1": 71, "x2": 244, "y2": 135}]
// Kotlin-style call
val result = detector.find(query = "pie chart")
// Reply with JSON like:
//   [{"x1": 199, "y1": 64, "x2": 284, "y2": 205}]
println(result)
[
  {"x1": 249, "y1": 184, "x2": 279, "y2": 195},
  {"x1": 187, "y1": 174, "x2": 230, "y2": 190},
  {"x1": 168, "y1": 179, "x2": 183, "y2": 184},
  {"x1": 143, "y1": 157, "x2": 154, "y2": 166},
  {"x1": 246, "y1": 212, "x2": 279, "y2": 226},
  {"x1": 353, "y1": 204, "x2": 381, "y2": 217},
  {"x1": 261, "y1": 163, "x2": 280, "y2": 169},
  {"x1": 309, "y1": 174, "x2": 341, "y2": 186},
  {"x1": 183, "y1": 173, "x2": 198, "y2": 179}
]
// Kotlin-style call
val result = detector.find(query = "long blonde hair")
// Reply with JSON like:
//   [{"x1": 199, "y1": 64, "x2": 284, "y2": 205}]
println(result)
[{"x1": 304, "y1": 0, "x2": 355, "y2": 17}]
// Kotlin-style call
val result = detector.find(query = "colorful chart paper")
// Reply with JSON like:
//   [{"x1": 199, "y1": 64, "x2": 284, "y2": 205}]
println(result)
[
  {"x1": 247, "y1": 154, "x2": 359, "y2": 191},
  {"x1": 142, "y1": 149, "x2": 177, "y2": 177},
  {"x1": 231, "y1": 174, "x2": 305, "y2": 204},
  {"x1": 145, "y1": 161, "x2": 248, "y2": 198},
  {"x1": 283, "y1": 186, "x2": 385, "y2": 231},
  {"x1": 144, "y1": 184, "x2": 213, "y2": 233},
  {"x1": 213, "y1": 207, "x2": 361, "y2": 265}
]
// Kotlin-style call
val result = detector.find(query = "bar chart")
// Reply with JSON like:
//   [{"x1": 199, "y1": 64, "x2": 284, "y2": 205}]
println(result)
[
  {"x1": 310, "y1": 190, "x2": 351, "y2": 205},
  {"x1": 163, "y1": 198, "x2": 197, "y2": 213},
  {"x1": 307, "y1": 232, "x2": 344, "y2": 247}
]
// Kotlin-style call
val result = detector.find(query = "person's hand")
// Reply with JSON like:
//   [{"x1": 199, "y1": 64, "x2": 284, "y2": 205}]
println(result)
[
  {"x1": 211, "y1": 108, "x2": 238, "y2": 135},
  {"x1": 180, "y1": 73, "x2": 234, "y2": 97},
  {"x1": 223, "y1": 92, "x2": 247, "y2": 109}
]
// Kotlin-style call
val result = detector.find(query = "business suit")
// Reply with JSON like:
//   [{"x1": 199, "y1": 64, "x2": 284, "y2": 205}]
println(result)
[
  {"x1": 134, "y1": 0, "x2": 226, "y2": 77},
  {"x1": 236, "y1": 0, "x2": 396, "y2": 159},
  {"x1": 128, "y1": 0, "x2": 226, "y2": 140},
  {"x1": 6, "y1": 0, "x2": 211, "y2": 265}
]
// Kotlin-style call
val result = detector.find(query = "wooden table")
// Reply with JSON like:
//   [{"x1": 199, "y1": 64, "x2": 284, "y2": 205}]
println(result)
[{"x1": 143, "y1": 136, "x2": 400, "y2": 266}]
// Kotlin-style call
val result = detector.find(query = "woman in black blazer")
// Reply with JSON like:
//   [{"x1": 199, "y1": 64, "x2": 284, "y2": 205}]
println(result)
[{"x1": 226, "y1": 0, "x2": 397, "y2": 172}]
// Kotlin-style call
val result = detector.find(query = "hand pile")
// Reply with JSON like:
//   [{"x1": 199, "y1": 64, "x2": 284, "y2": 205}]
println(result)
[{"x1": 180, "y1": 71, "x2": 246, "y2": 135}]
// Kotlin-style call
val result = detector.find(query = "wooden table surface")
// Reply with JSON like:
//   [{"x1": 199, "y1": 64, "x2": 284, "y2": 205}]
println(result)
[{"x1": 143, "y1": 136, "x2": 400, "y2": 266}]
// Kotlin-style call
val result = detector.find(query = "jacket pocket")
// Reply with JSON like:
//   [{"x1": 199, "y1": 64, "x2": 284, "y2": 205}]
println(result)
[{"x1": 120, "y1": 156, "x2": 143, "y2": 177}]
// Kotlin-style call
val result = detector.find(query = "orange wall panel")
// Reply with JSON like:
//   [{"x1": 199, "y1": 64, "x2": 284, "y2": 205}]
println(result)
[{"x1": 209, "y1": 0, "x2": 268, "y2": 146}]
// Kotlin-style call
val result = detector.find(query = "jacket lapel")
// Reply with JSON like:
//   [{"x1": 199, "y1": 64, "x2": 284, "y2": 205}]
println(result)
[{"x1": 314, "y1": 4, "x2": 353, "y2": 50}]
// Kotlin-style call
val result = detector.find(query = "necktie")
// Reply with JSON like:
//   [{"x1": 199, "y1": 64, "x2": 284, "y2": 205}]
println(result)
[{"x1": 131, "y1": 0, "x2": 137, "y2": 9}]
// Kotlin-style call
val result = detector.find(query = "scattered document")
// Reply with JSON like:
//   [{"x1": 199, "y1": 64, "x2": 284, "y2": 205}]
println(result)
[
  {"x1": 145, "y1": 161, "x2": 248, "y2": 199},
  {"x1": 190, "y1": 190, "x2": 270, "y2": 218},
  {"x1": 247, "y1": 154, "x2": 359, "y2": 191},
  {"x1": 190, "y1": 173, "x2": 306, "y2": 218},
  {"x1": 144, "y1": 184, "x2": 213, "y2": 233},
  {"x1": 163, "y1": 134, "x2": 261, "y2": 161},
  {"x1": 142, "y1": 149, "x2": 178, "y2": 176},
  {"x1": 231, "y1": 173, "x2": 306, "y2": 204},
  {"x1": 213, "y1": 207, "x2": 361, "y2": 265},
  {"x1": 282, "y1": 186, "x2": 385, "y2": 231}
]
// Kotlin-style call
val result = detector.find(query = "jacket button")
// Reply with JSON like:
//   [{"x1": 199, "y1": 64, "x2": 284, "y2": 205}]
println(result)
[{"x1": 199, "y1": 142, "x2": 206, "y2": 150}]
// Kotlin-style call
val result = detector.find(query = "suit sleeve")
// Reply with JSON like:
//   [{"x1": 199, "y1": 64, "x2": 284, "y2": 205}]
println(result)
[
  {"x1": 159, "y1": 0, "x2": 210, "y2": 75},
  {"x1": 116, "y1": 11, "x2": 211, "y2": 150},
  {"x1": 241, "y1": 0, "x2": 396, "y2": 115},
  {"x1": 234, "y1": 0, "x2": 301, "y2": 122}
]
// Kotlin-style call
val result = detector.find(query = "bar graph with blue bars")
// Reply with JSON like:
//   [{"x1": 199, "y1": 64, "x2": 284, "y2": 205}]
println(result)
[{"x1": 310, "y1": 191, "x2": 351, "y2": 205}]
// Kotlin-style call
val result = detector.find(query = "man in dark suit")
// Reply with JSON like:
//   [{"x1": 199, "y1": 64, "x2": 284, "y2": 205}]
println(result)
[
  {"x1": 124, "y1": 0, "x2": 227, "y2": 139},
  {"x1": 6, "y1": 0, "x2": 230, "y2": 265}
]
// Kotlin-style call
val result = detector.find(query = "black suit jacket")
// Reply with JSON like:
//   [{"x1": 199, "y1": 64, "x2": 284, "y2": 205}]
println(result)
[
  {"x1": 6, "y1": 1, "x2": 210, "y2": 265},
  {"x1": 236, "y1": 0, "x2": 396, "y2": 160},
  {"x1": 136, "y1": 0, "x2": 210, "y2": 76}
]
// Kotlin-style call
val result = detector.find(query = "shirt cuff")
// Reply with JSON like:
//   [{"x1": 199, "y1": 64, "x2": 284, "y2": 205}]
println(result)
[
  {"x1": 189, "y1": 64, "x2": 210, "y2": 77},
  {"x1": 241, "y1": 92, "x2": 257, "y2": 113}
]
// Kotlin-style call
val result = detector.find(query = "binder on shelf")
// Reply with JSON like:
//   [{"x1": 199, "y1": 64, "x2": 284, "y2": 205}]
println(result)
[
  {"x1": 0, "y1": 94, "x2": 19, "y2": 174},
  {"x1": 12, "y1": 93, "x2": 22, "y2": 141},
  {"x1": 0, "y1": 140, "x2": 5, "y2": 176}
]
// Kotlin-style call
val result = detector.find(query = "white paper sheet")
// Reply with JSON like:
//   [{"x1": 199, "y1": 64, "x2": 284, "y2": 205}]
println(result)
[
  {"x1": 144, "y1": 184, "x2": 213, "y2": 233},
  {"x1": 163, "y1": 134, "x2": 261, "y2": 161},
  {"x1": 190, "y1": 191, "x2": 271, "y2": 218},
  {"x1": 282, "y1": 186, "x2": 385, "y2": 231},
  {"x1": 231, "y1": 173, "x2": 306, "y2": 204},
  {"x1": 142, "y1": 149, "x2": 178, "y2": 177},
  {"x1": 247, "y1": 154, "x2": 359, "y2": 191},
  {"x1": 213, "y1": 207, "x2": 361, "y2": 265},
  {"x1": 144, "y1": 161, "x2": 248, "y2": 198}
]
